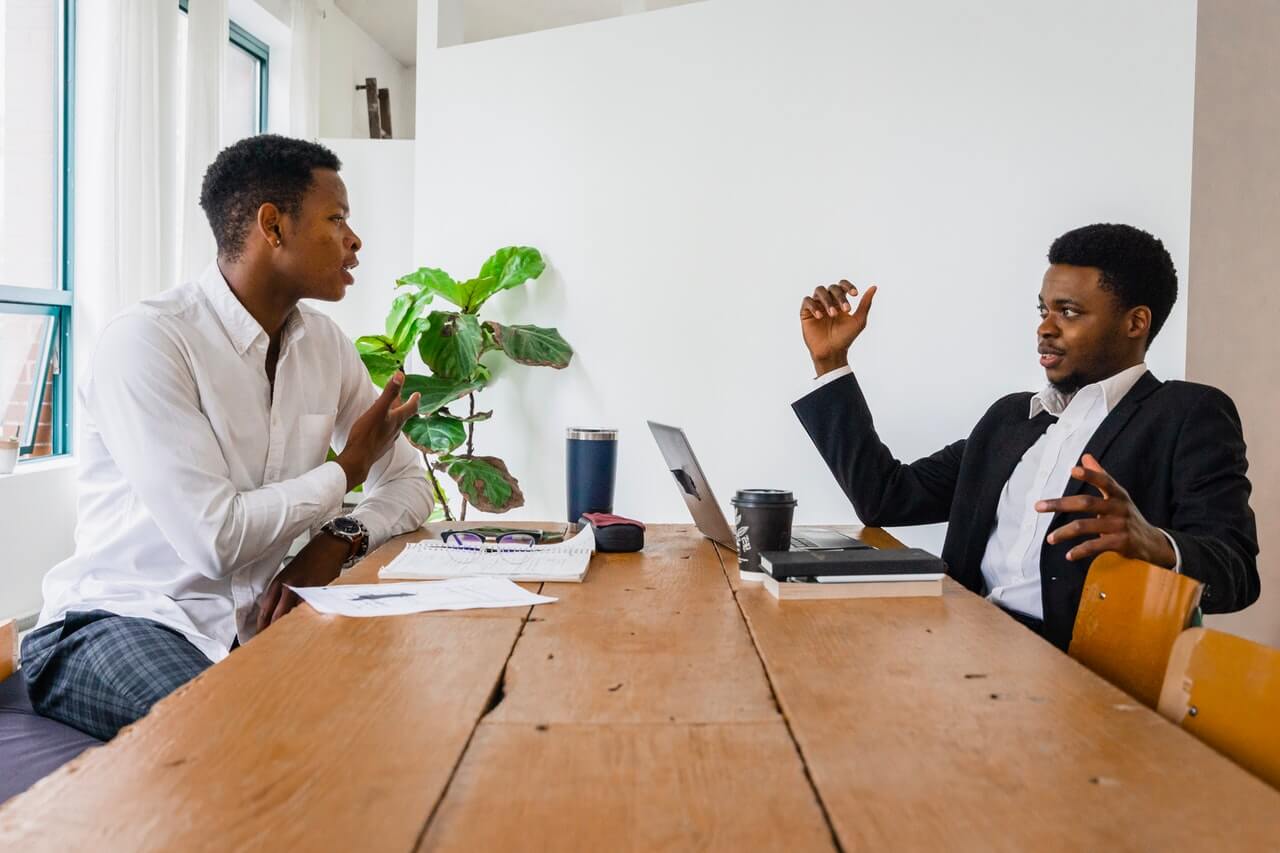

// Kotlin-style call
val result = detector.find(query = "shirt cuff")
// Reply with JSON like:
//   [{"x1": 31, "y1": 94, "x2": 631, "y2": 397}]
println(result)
[
  {"x1": 1160, "y1": 529, "x2": 1183, "y2": 573},
  {"x1": 813, "y1": 364, "x2": 853, "y2": 390}
]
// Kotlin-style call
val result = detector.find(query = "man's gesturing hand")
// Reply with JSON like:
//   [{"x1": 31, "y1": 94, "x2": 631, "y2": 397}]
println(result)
[
  {"x1": 336, "y1": 371, "x2": 420, "y2": 491},
  {"x1": 1035, "y1": 453, "x2": 1177, "y2": 568},
  {"x1": 800, "y1": 281, "x2": 877, "y2": 376}
]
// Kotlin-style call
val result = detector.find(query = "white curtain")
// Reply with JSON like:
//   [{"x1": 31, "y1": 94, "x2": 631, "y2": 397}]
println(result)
[
  {"x1": 74, "y1": 0, "x2": 181, "y2": 371},
  {"x1": 290, "y1": 0, "x2": 322, "y2": 139},
  {"x1": 178, "y1": 0, "x2": 227, "y2": 284}
]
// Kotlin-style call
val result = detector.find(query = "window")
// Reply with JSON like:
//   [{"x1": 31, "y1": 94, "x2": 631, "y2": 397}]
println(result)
[
  {"x1": 177, "y1": 2, "x2": 270, "y2": 145},
  {"x1": 0, "y1": 0, "x2": 73, "y2": 461}
]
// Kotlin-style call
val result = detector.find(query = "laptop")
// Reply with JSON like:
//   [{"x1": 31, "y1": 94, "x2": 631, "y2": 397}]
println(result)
[{"x1": 647, "y1": 421, "x2": 870, "y2": 551}]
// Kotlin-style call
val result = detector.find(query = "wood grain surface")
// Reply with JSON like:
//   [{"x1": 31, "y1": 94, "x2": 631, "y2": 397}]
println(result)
[
  {"x1": 418, "y1": 722, "x2": 835, "y2": 853},
  {"x1": 725, "y1": 545, "x2": 1280, "y2": 851},
  {"x1": 4, "y1": 524, "x2": 1277, "y2": 852},
  {"x1": 0, "y1": 555, "x2": 530, "y2": 850}
]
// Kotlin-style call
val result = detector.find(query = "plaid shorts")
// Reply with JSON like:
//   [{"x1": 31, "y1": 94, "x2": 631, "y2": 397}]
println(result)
[{"x1": 21, "y1": 610, "x2": 213, "y2": 741}]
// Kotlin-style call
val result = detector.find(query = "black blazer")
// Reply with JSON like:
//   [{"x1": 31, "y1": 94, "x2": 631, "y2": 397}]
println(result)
[{"x1": 792, "y1": 371, "x2": 1259, "y2": 649}]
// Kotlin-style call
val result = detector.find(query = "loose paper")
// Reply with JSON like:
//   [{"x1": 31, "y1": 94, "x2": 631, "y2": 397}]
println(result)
[{"x1": 290, "y1": 576, "x2": 556, "y2": 617}]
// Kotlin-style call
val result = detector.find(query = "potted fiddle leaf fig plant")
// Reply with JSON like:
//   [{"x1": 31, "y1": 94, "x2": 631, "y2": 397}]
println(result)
[{"x1": 355, "y1": 246, "x2": 573, "y2": 522}]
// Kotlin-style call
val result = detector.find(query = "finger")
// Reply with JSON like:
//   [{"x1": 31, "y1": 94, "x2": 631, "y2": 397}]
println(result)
[
  {"x1": 800, "y1": 297, "x2": 825, "y2": 321},
  {"x1": 375, "y1": 371, "x2": 404, "y2": 409},
  {"x1": 826, "y1": 284, "x2": 853, "y2": 314},
  {"x1": 389, "y1": 392, "x2": 421, "y2": 421},
  {"x1": 271, "y1": 588, "x2": 298, "y2": 626},
  {"x1": 852, "y1": 284, "x2": 878, "y2": 322},
  {"x1": 1046, "y1": 515, "x2": 1124, "y2": 545},
  {"x1": 1066, "y1": 534, "x2": 1126, "y2": 562},
  {"x1": 1078, "y1": 454, "x2": 1126, "y2": 500},
  {"x1": 1035, "y1": 494, "x2": 1111, "y2": 515},
  {"x1": 257, "y1": 580, "x2": 282, "y2": 633},
  {"x1": 837, "y1": 279, "x2": 859, "y2": 297},
  {"x1": 812, "y1": 286, "x2": 838, "y2": 317}
]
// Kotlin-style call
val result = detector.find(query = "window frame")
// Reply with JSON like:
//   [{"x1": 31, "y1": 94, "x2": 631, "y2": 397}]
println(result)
[
  {"x1": 178, "y1": 0, "x2": 271, "y2": 137},
  {"x1": 0, "y1": 0, "x2": 75, "y2": 461}
]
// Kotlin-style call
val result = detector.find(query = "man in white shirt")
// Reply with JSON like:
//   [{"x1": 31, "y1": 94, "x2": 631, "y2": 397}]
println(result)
[
  {"x1": 791, "y1": 224, "x2": 1258, "y2": 649},
  {"x1": 21, "y1": 136, "x2": 432, "y2": 739}
]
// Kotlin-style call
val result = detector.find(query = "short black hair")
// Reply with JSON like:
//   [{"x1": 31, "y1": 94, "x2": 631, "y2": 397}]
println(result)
[
  {"x1": 199, "y1": 134, "x2": 342, "y2": 260},
  {"x1": 1047, "y1": 223, "x2": 1178, "y2": 346}
]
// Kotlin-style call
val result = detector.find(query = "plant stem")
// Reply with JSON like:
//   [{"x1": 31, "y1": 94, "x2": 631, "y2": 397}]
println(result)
[
  {"x1": 459, "y1": 392, "x2": 478, "y2": 521},
  {"x1": 424, "y1": 453, "x2": 455, "y2": 522}
]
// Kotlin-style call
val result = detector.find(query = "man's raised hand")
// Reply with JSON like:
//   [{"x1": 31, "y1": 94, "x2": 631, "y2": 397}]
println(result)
[
  {"x1": 800, "y1": 281, "x2": 877, "y2": 375},
  {"x1": 335, "y1": 371, "x2": 420, "y2": 491}
]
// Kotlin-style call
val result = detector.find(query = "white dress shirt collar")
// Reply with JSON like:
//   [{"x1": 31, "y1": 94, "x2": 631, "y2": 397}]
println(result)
[
  {"x1": 198, "y1": 263, "x2": 306, "y2": 356},
  {"x1": 1028, "y1": 362, "x2": 1149, "y2": 420}
]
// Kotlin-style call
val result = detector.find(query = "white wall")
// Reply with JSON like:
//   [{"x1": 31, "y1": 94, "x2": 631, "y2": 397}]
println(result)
[
  {"x1": 410, "y1": 0, "x2": 1196, "y2": 547},
  {"x1": 318, "y1": 0, "x2": 416, "y2": 138},
  {"x1": 0, "y1": 461, "x2": 77, "y2": 621},
  {"x1": 309, "y1": 138, "x2": 417, "y2": 337}
]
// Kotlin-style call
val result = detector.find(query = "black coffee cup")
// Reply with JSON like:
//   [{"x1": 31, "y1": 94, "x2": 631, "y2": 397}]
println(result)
[{"x1": 731, "y1": 489, "x2": 797, "y2": 581}]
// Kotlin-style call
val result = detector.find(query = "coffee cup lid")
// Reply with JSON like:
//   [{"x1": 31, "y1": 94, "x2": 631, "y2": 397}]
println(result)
[{"x1": 732, "y1": 489, "x2": 796, "y2": 506}]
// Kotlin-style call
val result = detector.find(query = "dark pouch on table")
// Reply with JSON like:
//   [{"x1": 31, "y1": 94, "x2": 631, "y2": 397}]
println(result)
[{"x1": 579, "y1": 513, "x2": 645, "y2": 553}]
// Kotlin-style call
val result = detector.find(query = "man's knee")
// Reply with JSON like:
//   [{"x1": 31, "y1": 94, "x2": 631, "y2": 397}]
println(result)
[{"x1": 21, "y1": 612, "x2": 212, "y2": 740}]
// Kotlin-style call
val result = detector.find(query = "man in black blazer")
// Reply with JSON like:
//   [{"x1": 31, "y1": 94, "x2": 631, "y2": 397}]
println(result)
[{"x1": 792, "y1": 224, "x2": 1258, "y2": 650}]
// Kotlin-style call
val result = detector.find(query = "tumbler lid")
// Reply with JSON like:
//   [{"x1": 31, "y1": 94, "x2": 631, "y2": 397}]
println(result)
[
  {"x1": 567, "y1": 428, "x2": 618, "y2": 441},
  {"x1": 732, "y1": 489, "x2": 797, "y2": 507}
]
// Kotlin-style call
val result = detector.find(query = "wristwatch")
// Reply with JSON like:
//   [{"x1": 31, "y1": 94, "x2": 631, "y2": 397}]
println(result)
[{"x1": 321, "y1": 515, "x2": 370, "y2": 566}]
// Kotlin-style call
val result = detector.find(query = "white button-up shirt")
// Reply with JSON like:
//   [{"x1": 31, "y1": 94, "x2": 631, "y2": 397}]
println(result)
[
  {"x1": 812, "y1": 362, "x2": 1179, "y2": 620},
  {"x1": 36, "y1": 265, "x2": 432, "y2": 663}
]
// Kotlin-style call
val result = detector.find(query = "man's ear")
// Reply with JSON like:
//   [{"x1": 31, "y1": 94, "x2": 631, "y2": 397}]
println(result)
[
  {"x1": 256, "y1": 203, "x2": 284, "y2": 248},
  {"x1": 1127, "y1": 305, "x2": 1152, "y2": 341}
]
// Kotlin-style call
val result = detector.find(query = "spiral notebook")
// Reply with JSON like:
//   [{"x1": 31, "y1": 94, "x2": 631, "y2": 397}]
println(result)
[{"x1": 378, "y1": 525, "x2": 596, "y2": 583}]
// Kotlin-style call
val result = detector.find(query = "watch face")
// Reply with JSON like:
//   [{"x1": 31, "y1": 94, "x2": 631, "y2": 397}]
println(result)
[{"x1": 334, "y1": 517, "x2": 361, "y2": 536}]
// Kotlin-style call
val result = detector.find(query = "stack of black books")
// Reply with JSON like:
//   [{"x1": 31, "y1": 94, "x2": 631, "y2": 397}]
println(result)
[{"x1": 758, "y1": 547, "x2": 946, "y2": 600}]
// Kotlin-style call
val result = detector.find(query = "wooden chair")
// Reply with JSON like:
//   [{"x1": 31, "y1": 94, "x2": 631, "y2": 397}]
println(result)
[
  {"x1": 0, "y1": 618, "x2": 15, "y2": 683},
  {"x1": 1158, "y1": 627, "x2": 1280, "y2": 789},
  {"x1": 1068, "y1": 552, "x2": 1202, "y2": 708}
]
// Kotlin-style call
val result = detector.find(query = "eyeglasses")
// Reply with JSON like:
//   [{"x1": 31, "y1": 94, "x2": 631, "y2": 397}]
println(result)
[{"x1": 441, "y1": 531, "x2": 538, "y2": 565}]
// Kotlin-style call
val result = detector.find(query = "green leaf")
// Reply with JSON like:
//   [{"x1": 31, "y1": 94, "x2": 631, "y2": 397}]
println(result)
[
  {"x1": 355, "y1": 334, "x2": 395, "y2": 355},
  {"x1": 484, "y1": 322, "x2": 574, "y2": 369},
  {"x1": 440, "y1": 455, "x2": 525, "y2": 513},
  {"x1": 402, "y1": 373, "x2": 488, "y2": 415},
  {"x1": 385, "y1": 291, "x2": 430, "y2": 352},
  {"x1": 479, "y1": 247, "x2": 545, "y2": 291},
  {"x1": 457, "y1": 276, "x2": 499, "y2": 313},
  {"x1": 417, "y1": 312, "x2": 483, "y2": 380},
  {"x1": 355, "y1": 336, "x2": 403, "y2": 387},
  {"x1": 397, "y1": 267, "x2": 466, "y2": 309},
  {"x1": 403, "y1": 413, "x2": 467, "y2": 454}
]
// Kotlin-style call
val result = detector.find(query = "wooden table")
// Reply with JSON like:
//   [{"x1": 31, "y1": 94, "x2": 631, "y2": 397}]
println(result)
[{"x1": 2, "y1": 524, "x2": 1278, "y2": 851}]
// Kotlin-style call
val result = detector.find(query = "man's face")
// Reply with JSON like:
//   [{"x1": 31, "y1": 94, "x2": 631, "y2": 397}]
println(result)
[
  {"x1": 1036, "y1": 264, "x2": 1139, "y2": 394},
  {"x1": 276, "y1": 168, "x2": 361, "y2": 302}
]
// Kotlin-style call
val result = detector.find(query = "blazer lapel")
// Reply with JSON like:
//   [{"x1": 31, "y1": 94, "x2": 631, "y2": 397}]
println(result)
[{"x1": 1059, "y1": 371, "x2": 1162, "y2": 505}]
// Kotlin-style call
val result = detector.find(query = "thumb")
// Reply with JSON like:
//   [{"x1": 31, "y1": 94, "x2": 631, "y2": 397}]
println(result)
[{"x1": 852, "y1": 285, "x2": 878, "y2": 322}]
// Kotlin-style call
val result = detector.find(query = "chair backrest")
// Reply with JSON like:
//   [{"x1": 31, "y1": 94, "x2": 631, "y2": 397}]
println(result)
[
  {"x1": 0, "y1": 618, "x2": 15, "y2": 683},
  {"x1": 1068, "y1": 552, "x2": 1202, "y2": 708},
  {"x1": 1159, "y1": 627, "x2": 1280, "y2": 790}
]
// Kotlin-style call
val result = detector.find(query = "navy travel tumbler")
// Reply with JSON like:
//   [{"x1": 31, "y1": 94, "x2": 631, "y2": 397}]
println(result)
[{"x1": 566, "y1": 428, "x2": 618, "y2": 522}]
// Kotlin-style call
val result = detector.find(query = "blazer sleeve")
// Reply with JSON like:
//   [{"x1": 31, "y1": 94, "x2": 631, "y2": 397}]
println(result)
[
  {"x1": 792, "y1": 372, "x2": 963, "y2": 527},
  {"x1": 1164, "y1": 387, "x2": 1261, "y2": 613}
]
